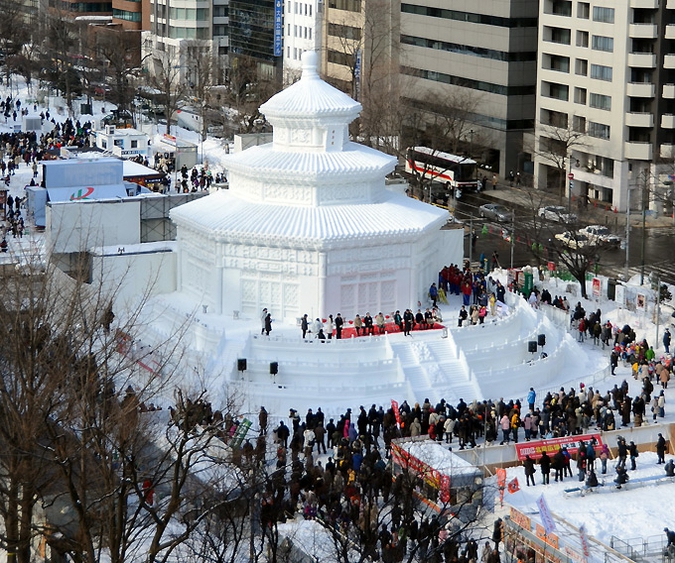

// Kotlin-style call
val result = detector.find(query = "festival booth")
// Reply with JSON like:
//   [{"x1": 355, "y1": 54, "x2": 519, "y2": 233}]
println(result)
[
  {"x1": 391, "y1": 438, "x2": 483, "y2": 522},
  {"x1": 504, "y1": 505, "x2": 628, "y2": 563}
]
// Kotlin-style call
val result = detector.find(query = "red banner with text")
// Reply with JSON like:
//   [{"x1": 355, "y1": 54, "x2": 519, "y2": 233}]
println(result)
[{"x1": 514, "y1": 433, "x2": 604, "y2": 461}]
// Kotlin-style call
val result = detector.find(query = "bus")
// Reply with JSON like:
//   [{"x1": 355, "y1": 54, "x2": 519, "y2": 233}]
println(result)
[{"x1": 405, "y1": 146, "x2": 479, "y2": 197}]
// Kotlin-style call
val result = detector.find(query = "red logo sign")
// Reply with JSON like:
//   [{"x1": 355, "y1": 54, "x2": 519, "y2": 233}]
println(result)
[{"x1": 70, "y1": 187, "x2": 95, "y2": 201}]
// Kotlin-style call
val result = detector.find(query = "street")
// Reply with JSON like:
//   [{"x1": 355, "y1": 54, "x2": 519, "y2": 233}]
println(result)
[{"x1": 448, "y1": 189, "x2": 675, "y2": 285}]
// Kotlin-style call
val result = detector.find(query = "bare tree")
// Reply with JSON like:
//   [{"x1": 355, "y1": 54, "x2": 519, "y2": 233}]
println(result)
[
  {"x1": 533, "y1": 122, "x2": 587, "y2": 200},
  {"x1": 0, "y1": 0, "x2": 31, "y2": 92},
  {"x1": 222, "y1": 55, "x2": 280, "y2": 134},
  {"x1": 43, "y1": 10, "x2": 80, "y2": 114},
  {"x1": 96, "y1": 28, "x2": 141, "y2": 114},
  {"x1": 145, "y1": 53, "x2": 189, "y2": 134}
]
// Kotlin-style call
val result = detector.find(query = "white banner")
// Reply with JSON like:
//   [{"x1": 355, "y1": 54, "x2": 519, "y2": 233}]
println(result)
[
  {"x1": 579, "y1": 524, "x2": 590, "y2": 562},
  {"x1": 536, "y1": 494, "x2": 557, "y2": 535}
]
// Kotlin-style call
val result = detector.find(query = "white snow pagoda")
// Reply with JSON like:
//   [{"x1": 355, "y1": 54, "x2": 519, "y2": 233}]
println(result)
[{"x1": 169, "y1": 51, "x2": 450, "y2": 322}]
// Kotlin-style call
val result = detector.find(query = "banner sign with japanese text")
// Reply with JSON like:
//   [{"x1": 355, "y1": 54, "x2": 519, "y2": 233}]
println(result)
[{"x1": 514, "y1": 433, "x2": 604, "y2": 461}]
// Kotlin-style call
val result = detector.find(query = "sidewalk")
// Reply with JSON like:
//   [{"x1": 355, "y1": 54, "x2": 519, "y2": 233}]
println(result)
[{"x1": 478, "y1": 184, "x2": 675, "y2": 229}]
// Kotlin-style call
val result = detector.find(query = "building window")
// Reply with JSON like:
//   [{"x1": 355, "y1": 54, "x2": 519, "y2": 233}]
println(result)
[
  {"x1": 576, "y1": 30, "x2": 589, "y2": 47},
  {"x1": 287, "y1": 46, "x2": 290, "y2": 57},
  {"x1": 544, "y1": 81, "x2": 569, "y2": 101},
  {"x1": 541, "y1": 108, "x2": 569, "y2": 127},
  {"x1": 551, "y1": 0, "x2": 572, "y2": 15},
  {"x1": 546, "y1": 26, "x2": 571, "y2": 44},
  {"x1": 546, "y1": 54, "x2": 570, "y2": 72},
  {"x1": 328, "y1": 23, "x2": 362, "y2": 40},
  {"x1": 309, "y1": 4, "x2": 312, "y2": 15},
  {"x1": 575, "y1": 58, "x2": 588, "y2": 75},
  {"x1": 309, "y1": 28, "x2": 312, "y2": 39},
  {"x1": 590, "y1": 64, "x2": 613, "y2": 81},
  {"x1": 589, "y1": 93, "x2": 612, "y2": 110},
  {"x1": 577, "y1": 2, "x2": 589, "y2": 18},
  {"x1": 592, "y1": 6, "x2": 614, "y2": 23},
  {"x1": 131, "y1": 140, "x2": 138, "y2": 148},
  {"x1": 288, "y1": 23, "x2": 291, "y2": 34},
  {"x1": 328, "y1": 0, "x2": 361, "y2": 12},
  {"x1": 588, "y1": 121, "x2": 610, "y2": 139},
  {"x1": 592, "y1": 35, "x2": 613, "y2": 52},
  {"x1": 573, "y1": 115, "x2": 586, "y2": 132},
  {"x1": 574, "y1": 87, "x2": 587, "y2": 104}
]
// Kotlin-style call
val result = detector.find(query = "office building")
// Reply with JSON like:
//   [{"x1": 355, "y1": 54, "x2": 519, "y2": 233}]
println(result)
[
  {"x1": 535, "y1": 0, "x2": 675, "y2": 212},
  {"x1": 398, "y1": 0, "x2": 539, "y2": 174}
]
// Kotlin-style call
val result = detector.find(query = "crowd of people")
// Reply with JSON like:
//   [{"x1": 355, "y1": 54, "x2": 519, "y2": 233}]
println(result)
[{"x1": 219, "y1": 368, "x2": 673, "y2": 563}]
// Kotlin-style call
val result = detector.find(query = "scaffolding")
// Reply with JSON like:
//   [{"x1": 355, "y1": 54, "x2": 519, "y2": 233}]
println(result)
[{"x1": 140, "y1": 192, "x2": 207, "y2": 242}]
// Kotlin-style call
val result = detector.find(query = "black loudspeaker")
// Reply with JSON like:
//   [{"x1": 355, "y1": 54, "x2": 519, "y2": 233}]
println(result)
[
  {"x1": 270, "y1": 361, "x2": 278, "y2": 375},
  {"x1": 537, "y1": 334, "x2": 546, "y2": 347},
  {"x1": 237, "y1": 358, "x2": 247, "y2": 372},
  {"x1": 528, "y1": 341, "x2": 538, "y2": 353}
]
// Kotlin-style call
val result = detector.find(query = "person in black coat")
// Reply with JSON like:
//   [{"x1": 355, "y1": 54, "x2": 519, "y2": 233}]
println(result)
[
  {"x1": 615, "y1": 465, "x2": 629, "y2": 489},
  {"x1": 523, "y1": 455, "x2": 536, "y2": 486},
  {"x1": 539, "y1": 451, "x2": 551, "y2": 484},
  {"x1": 492, "y1": 518, "x2": 503, "y2": 549},
  {"x1": 553, "y1": 448, "x2": 565, "y2": 482},
  {"x1": 657, "y1": 433, "x2": 667, "y2": 464},
  {"x1": 335, "y1": 313, "x2": 344, "y2": 339}
]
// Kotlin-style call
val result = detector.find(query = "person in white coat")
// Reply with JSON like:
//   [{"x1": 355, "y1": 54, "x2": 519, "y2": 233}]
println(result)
[{"x1": 325, "y1": 315, "x2": 335, "y2": 339}]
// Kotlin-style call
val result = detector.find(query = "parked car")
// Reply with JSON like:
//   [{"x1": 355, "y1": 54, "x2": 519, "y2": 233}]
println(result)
[
  {"x1": 576, "y1": 225, "x2": 622, "y2": 247},
  {"x1": 538, "y1": 205, "x2": 578, "y2": 223},
  {"x1": 479, "y1": 203, "x2": 514, "y2": 223},
  {"x1": 554, "y1": 231, "x2": 589, "y2": 249}
]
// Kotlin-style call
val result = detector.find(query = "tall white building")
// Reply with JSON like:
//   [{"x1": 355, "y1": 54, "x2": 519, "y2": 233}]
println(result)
[
  {"x1": 535, "y1": 0, "x2": 675, "y2": 213},
  {"x1": 142, "y1": 0, "x2": 229, "y2": 86},
  {"x1": 282, "y1": 0, "x2": 323, "y2": 84}
]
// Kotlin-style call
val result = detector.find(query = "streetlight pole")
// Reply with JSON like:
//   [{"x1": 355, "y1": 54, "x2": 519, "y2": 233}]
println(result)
[
  {"x1": 624, "y1": 188, "x2": 631, "y2": 282},
  {"x1": 510, "y1": 213, "x2": 515, "y2": 269},
  {"x1": 640, "y1": 173, "x2": 647, "y2": 285}
]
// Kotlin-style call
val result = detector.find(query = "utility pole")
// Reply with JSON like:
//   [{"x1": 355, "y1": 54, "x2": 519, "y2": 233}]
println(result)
[
  {"x1": 625, "y1": 188, "x2": 631, "y2": 281},
  {"x1": 469, "y1": 217, "x2": 473, "y2": 265},
  {"x1": 655, "y1": 273, "x2": 661, "y2": 347},
  {"x1": 640, "y1": 177, "x2": 647, "y2": 285},
  {"x1": 510, "y1": 213, "x2": 515, "y2": 269}
]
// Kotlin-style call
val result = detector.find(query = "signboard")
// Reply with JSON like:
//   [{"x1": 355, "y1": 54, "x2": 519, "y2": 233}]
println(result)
[
  {"x1": 568, "y1": 173, "x2": 574, "y2": 180},
  {"x1": 536, "y1": 523, "x2": 559, "y2": 549},
  {"x1": 391, "y1": 399, "x2": 401, "y2": 426},
  {"x1": 592, "y1": 277, "x2": 601, "y2": 298},
  {"x1": 615, "y1": 284, "x2": 625, "y2": 307},
  {"x1": 636, "y1": 293, "x2": 646, "y2": 310},
  {"x1": 162, "y1": 133, "x2": 177, "y2": 147},
  {"x1": 230, "y1": 418, "x2": 252, "y2": 449},
  {"x1": 547, "y1": 261, "x2": 556, "y2": 272},
  {"x1": 509, "y1": 507, "x2": 531, "y2": 532},
  {"x1": 391, "y1": 443, "x2": 444, "y2": 489},
  {"x1": 274, "y1": 0, "x2": 283, "y2": 57},
  {"x1": 514, "y1": 433, "x2": 604, "y2": 461}
]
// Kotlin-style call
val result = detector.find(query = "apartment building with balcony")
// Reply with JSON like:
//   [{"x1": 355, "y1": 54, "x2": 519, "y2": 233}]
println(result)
[{"x1": 534, "y1": 0, "x2": 675, "y2": 212}]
